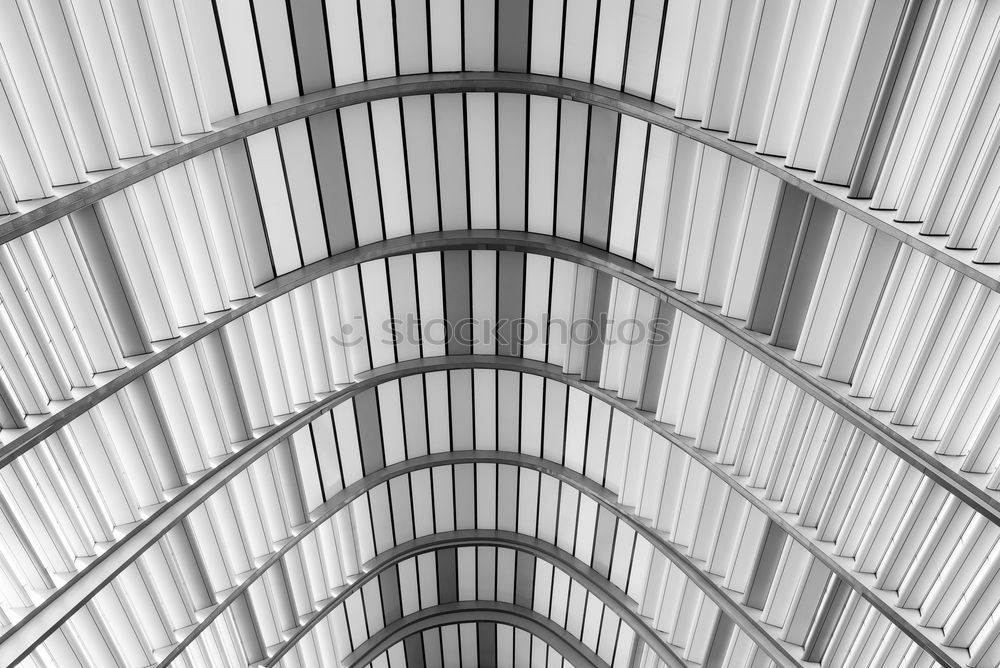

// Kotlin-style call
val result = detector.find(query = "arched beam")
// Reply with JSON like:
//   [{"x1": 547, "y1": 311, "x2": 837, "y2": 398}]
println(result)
[
  {"x1": 160, "y1": 454, "x2": 796, "y2": 668},
  {"x1": 1, "y1": 361, "x2": 748, "y2": 668},
  {"x1": 354, "y1": 624, "x2": 578, "y2": 668},
  {"x1": 347, "y1": 613, "x2": 580, "y2": 668},
  {"x1": 0, "y1": 357, "x2": 453, "y2": 666},
  {"x1": 256, "y1": 533, "x2": 608, "y2": 667},
  {"x1": 0, "y1": 74, "x2": 992, "y2": 293},
  {"x1": 3, "y1": 231, "x2": 993, "y2": 527},
  {"x1": 0, "y1": 232, "x2": 457, "y2": 469},
  {"x1": 244, "y1": 530, "x2": 662, "y2": 668},
  {"x1": 152, "y1": 350, "x2": 977, "y2": 668},
  {"x1": 343, "y1": 601, "x2": 608, "y2": 668},
  {"x1": 0, "y1": 233, "x2": 965, "y2": 665}
]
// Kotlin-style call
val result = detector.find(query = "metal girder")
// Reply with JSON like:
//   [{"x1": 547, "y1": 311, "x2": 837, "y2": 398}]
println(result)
[
  {"x1": 343, "y1": 601, "x2": 608, "y2": 668},
  {"x1": 3, "y1": 230, "x2": 992, "y2": 535},
  {"x1": 0, "y1": 358, "x2": 454, "y2": 666},
  {"x1": 0, "y1": 73, "x2": 991, "y2": 294},
  {"x1": 154, "y1": 449, "x2": 769, "y2": 667},
  {"x1": 237, "y1": 451, "x2": 805, "y2": 666},
  {"x1": 0, "y1": 232, "x2": 963, "y2": 667},
  {"x1": 1, "y1": 363, "x2": 715, "y2": 668},
  {"x1": 257, "y1": 529, "x2": 674, "y2": 668}
]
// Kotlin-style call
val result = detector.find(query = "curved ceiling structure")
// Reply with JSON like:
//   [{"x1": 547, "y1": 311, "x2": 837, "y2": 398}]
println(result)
[
  {"x1": 0, "y1": 1, "x2": 999, "y2": 667},
  {"x1": 344, "y1": 602, "x2": 611, "y2": 668}
]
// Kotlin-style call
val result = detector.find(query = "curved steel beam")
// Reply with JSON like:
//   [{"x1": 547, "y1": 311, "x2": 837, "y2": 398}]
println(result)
[
  {"x1": 0, "y1": 234, "x2": 966, "y2": 666},
  {"x1": 242, "y1": 530, "x2": 661, "y2": 668},
  {"x1": 0, "y1": 356, "x2": 453, "y2": 666},
  {"x1": 258, "y1": 532, "x2": 603, "y2": 667},
  {"x1": 0, "y1": 232, "x2": 465, "y2": 469},
  {"x1": 343, "y1": 601, "x2": 607, "y2": 668},
  {"x1": 0, "y1": 74, "x2": 993, "y2": 294},
  {"x1": 3, "y1": 230, "x2": 993, "y2": 530},
  {"x1": 159, "y1": 454, "x2": 794, "y2": 668},
  {"x1": 173, "y1": 355, "x2": 984, "y2": 668},
  {"x1": 1, "y1": 361, "x2": 717, "y2": 668}
]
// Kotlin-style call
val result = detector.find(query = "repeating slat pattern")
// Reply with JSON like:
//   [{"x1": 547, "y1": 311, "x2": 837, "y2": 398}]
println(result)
[
  {"x1": 363, "y1": 622, "x2": 573, "y2": 668},
  {"x1": 4, "y1": 95, "x2": 1000, "y2": 489},
  {"x1": 6, "y1": 362, "x2": 923, "y2": 668},
  {"x1": 274, "y1": 541, "x2": 639, "y2": 667},
  {"x1": 0, "y1": 1, "x2": 996, "y2": 666},
  {"x1": 0, "y1": 242, "x2": 975, "y2": 667},
  {"x1": 4, "y1": 0, "x2": 1000, "y2": 278},
  {"x1": 0, "y1": 98, "x2": 998, "y2": 667}
]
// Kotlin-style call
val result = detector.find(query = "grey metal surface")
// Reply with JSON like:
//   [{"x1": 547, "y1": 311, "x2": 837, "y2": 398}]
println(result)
[
  {"x1": 0, "y1": 231, "x2": 967, "y2": 667},
  {"x1": 344, "y1": 601, "x2": 608, "y2": 668},
  {"x1": 259, "y1": 529, "x2": 674, "y2": 667},
  {"x1": 3, "y1": 229, "x2": 992, "y2": 538},
  {"x1": 158, "y1": 448, "x2": 769, "y2": 666},
  {"x1": 0, "y1": 73, "x2": 994, "y2": 292}
]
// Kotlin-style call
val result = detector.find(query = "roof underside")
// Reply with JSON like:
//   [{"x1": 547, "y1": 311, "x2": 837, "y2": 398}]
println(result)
[{"x1": 0, "y1": 1, "x2": 997, "y2": 667}]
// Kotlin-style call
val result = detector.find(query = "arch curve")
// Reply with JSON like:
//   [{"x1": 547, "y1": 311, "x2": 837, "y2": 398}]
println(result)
[{"x1": 345, "y1": 601, "x2": 608, "y2": 668}]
